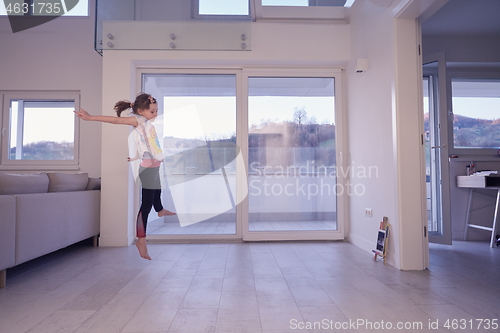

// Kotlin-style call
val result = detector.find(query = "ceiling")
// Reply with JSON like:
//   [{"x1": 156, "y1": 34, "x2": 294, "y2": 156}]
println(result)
[{"x1": 421, "y1": 0, "x2": 500, "y2": 36}]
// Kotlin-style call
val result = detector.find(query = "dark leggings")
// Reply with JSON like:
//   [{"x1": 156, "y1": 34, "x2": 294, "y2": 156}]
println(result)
[{"x1": 136, "y1": 166, "x2": 164, "y2": 238}]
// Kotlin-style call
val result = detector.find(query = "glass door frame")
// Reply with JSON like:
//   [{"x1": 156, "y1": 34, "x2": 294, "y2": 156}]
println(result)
[
  {"x1": 135, "y1": 67, "x2": 346, "y2": 242},
  {"x1": 241, "y1": 68, "x2": 346, "y2": 241},
  {"x1": 423, "y1": 53, "x2": 452, "y2": 245},
  {"x1": 136, "y1": 68, "x2": 244, "y2": 242}
]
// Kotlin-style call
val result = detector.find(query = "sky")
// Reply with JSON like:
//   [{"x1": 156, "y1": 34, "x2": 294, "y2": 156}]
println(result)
[
  {"x1": 10, "y1": 103, "x2": 74, "y2": 146},
  {"x1": 249, "y1": 96, "x2": 335, "y2": 126},
  {"x1": 451, "y1": 81, "x2": 500, "y2": 120},
  {"x1": 424, "y1": 79, "x2": 500, "y2": 120},
  {"x1": 199, "y1": 0, "x2": 310, "y2": 15},
  {"x1": 161, "y1": 96, "x2": 335, "y2": 141},
  {"x1": 451, "y1": 98, "x2": 500, "y2": 121},
  {"x1": 163, "y1": 97, "x2": 236, "y2": 140}
]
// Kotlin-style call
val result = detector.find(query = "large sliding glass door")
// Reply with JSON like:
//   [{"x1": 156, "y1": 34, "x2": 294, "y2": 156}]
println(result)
[
  {"x1": 142, "y1": 72, "x2": 240, "y2": 238},
  {"x1": 140, "y1": 68, "x2": 344, "y2": 241},
  {"x1": 245, "y1": 76, "x2": 339, "y2": 239}
]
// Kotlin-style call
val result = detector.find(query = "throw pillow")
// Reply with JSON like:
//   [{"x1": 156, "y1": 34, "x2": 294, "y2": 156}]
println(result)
[
  {"x1": 0, "y1": 172, "x2": 49, "y2": 195},
  {"x1": 48, "y1": 172, "x2": 89, "y2": 192}
]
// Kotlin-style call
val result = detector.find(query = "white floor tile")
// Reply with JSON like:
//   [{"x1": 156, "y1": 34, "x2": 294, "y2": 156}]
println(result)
[{"x1": 1, "y1": 240, "x2": 499, "y2": 333}]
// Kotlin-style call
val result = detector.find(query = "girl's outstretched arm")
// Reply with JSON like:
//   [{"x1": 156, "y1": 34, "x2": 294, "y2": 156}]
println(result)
[{"x1": 74, "y1": 108, "x2": 138, "y2": 127}]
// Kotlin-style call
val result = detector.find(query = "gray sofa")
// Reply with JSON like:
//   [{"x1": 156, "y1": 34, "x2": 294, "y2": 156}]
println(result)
[{"x1": 0, "y1": 172, "x2": 100, "y2": 288}]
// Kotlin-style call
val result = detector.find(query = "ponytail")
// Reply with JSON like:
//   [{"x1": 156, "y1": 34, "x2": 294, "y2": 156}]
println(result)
[
  {"x1": 114, "y1": 100, "x2": 133, "y2": 117},
  {"x1": 113, "y1": 93, "x2": 157, "y2": 117}
]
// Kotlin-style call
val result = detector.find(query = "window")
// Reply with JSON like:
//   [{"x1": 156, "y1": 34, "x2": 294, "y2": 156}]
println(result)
[
  {"x1": 1, "y1": 91, "x2": 80, "y2": 168},
  {"x1": 143, "y1": 73, "x2": 238, "y2": 235},
  {"x1": 256, "y1": 0, "x2": 348, "y2": 21},
  {"x1": 194, "y1": 0, "x2": 251, "y2": 20},
  {"x1": 262, "y1": 0, "x2": 346, "y2": 6},
  {"x1": 199, "y1": 0, "x2": 249, "y2": 15},
  {"x1": 139, "y1": 68, "x2": 344, "y2": 242},
  {"x1": 193, "y1": 0, "x2": 350, "y2": 20},
  {"x1": 248, "y1": 77, "x2": 337, "y2": 232},
  {"x1": 451, "y1": 79, "x2": 500, "y2": 150},
  {"x1": 0, "y1": 1, "x2": 88, "y2": 17},
  {"x1": 263, "y1": 0, "x2": 309, "y2": 5}
]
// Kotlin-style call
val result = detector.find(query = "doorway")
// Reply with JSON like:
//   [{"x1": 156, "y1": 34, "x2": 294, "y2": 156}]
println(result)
[{"x1": 140, "y1": 68, "x2": 345, "y2": 242}]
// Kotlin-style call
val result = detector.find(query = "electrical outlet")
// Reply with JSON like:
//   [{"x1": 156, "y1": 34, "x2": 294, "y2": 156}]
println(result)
[{"x1": 365, "y1": 208, "x2": 372, "y2": 217}]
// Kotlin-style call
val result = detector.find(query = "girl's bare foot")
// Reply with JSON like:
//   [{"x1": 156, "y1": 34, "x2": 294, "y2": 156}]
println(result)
[
  {"x1": 158, "y1": 209, "x2": 176, "y2": 217},
  {"x1": 135, "y1": 238, "x2": 151, "y2": 260}
]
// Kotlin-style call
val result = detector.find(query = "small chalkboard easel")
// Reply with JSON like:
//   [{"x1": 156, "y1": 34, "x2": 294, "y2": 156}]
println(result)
[{"x1": 373, "y1": 216, "x2": 389, "y2": 264}]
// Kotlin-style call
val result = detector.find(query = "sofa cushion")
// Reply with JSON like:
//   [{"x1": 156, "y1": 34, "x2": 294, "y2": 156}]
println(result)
[
  {"x1": 66, "y1": 191, "x2": 100, "y2": 245},
  {"x1": 15, "y1": 193, "x2": 67, "y2": 265},
  {"x1": 86, "y1": 177, "x2": 101, "y2": 190},
  {"x1": 0, "y1": 172, "x2": 49, "y2": 195},
  {"x1": 48, "y1": 172, "x2": 89, "y2": 192}
]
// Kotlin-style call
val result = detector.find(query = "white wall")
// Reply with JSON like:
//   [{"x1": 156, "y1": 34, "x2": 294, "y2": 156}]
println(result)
[
  {"x1": 0, "y1": 0, "x2": 436, "y2": 271},
  {"x1": 346, "y1": 1, "x2": 399, "y2": 265},
  {"x1": 99, "y1": 21, "x2": 351, "y2": 247},
  {"x1": 346, "y1": 0, "x2": 429, "y2": 270},
  {"x1": 0, "y1": 1, "x2": 103, "y2": 177},
  {"x1": 423, "y1": 35, "x2": 500, "y2": 63},
  {"x1": 99, "y1": 1, "x2": 432, "y2": 271}
]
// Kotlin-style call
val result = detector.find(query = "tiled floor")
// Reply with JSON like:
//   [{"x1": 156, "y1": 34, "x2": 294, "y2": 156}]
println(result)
[{"x1": 1, "y1": 240, "x2": 499, "y2": 333}]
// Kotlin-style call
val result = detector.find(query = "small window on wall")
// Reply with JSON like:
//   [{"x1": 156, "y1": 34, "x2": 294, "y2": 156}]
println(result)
[
  {"x1": 451, "y1": 79, "x2": 500, "y2": 151},
  {"x1": 1, "y1": 92, "x2": 80, "y2": 168},
  {"x1": 194, "y1": 0, "x2": 251, "y2": 19},
  {"x1": 263, "y1": 0, "x2": 308, "y2": 5},
  {"x1": 262, "y1": 0, "x2": 346, "y2": 6}
]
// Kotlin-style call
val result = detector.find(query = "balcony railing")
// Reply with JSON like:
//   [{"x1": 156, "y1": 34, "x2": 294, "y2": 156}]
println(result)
[{"x1": 95, "y1": 0, "x2": 252, "y2": 54}]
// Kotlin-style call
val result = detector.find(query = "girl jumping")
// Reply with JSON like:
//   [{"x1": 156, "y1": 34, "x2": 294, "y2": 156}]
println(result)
[{"x1": 75, "y1": 93, "x2": 176, "y2": 260}]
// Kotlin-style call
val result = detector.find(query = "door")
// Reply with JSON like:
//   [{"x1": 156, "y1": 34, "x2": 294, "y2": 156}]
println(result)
[
  {"x1": 243, "y1": 69, "x2": 345, "y2": 241},
  {"x1": 138, "y1": 68, "x2": 345, "y2": 242},
  {"x1": 423, "y1": 53, "x2": 452, "y2": 245},
  {"x1": 141, "y1": 71, "x2": 242, "y2": 240}
]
